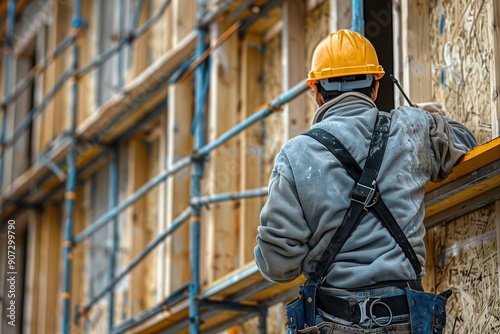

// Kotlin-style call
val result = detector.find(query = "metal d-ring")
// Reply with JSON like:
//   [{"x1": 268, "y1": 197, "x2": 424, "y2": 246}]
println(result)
[{"x1": 369, "y1": 299, "x2": 393, "y2": 326}]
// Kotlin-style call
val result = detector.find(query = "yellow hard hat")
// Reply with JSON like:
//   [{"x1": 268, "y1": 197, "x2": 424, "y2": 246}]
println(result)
[{"x1": 307, "y1": 30, "x2": 385, "y2": 89}]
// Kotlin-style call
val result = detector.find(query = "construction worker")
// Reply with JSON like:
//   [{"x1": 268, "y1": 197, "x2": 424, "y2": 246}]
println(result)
[{"x1": 254, "y1": 30, "x2": 477, "y2": 333}]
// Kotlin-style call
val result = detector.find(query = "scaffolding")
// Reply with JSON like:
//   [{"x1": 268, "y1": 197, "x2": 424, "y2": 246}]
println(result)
[
  {"x1": 0, "y1": 0, "x2": 321, "y2": 332},
  {"x1": 2, "y1": 0, "x2": 498, "y2": 333}
]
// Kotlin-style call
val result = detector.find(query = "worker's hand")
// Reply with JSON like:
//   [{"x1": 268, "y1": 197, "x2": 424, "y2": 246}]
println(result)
[{"x1": 417, "y1": 102, "x2": 447, "y2": 116}]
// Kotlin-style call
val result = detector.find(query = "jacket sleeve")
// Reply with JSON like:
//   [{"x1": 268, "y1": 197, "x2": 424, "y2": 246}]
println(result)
[
  {"x1": 254, "y1": 152, "x2": 311, "y2": 283},
  {"x1": 427, "y1": 112, "x2": 478, "y2": 182}
]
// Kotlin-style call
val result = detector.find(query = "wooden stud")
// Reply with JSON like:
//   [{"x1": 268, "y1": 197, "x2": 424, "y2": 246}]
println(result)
[
  {"x1": 157, "y1": 111, "x2": 168, "y2": 300},
  {"x1": 12, "y1": 51, "x2": 31, "y2": 183},
  {"x1": 37, "y1": 204, "x2": 62, "y2": 334},
  {"x1": 400, "y1": 0, "x2": 432, "y2": 103},
  {"x1": 329, "y1": 0, "x2": 352, "y2": 32},
  {"x1": 130, "y1": 2, "x2": 149, "y2": 80},
  {"x1": 282, "y1": 0, "x2": 308, "y2": 139},
  {"x1": 126, "y1": 136, "x2": 148, "y2": 315},
  {"x1": 172, "y1": 0, "x2": 196, "y2": 47},
  {"x1": 145, "y1": 135, "x2": 160, "y2": 309},
  {"x1": 205, "y1": 16, "x2": 240, "y2": 282},
  {"x1": 77, "y1": 0, "x2": 96, "y2": 126},
  {"x1": 53, "y1": 1, "x2": 72, "y2": 138},
  {"x1": 165, "y1": 78, "x2": 194, "y2": 292},
  {"x1": 32, "y1": 26, "x2": 47, "y2": 158},
  {"x1": 23, "y1": 210, "x2": 41, "y2": 334},
  {"x1": 162, "y1": 0, "x2": 196, "y2": 297},
  {"x1": 239, "y1": 34, "x2": 264, "y2": 265},
  {"x1": 423, "y1": 227, "x2": 436, "y2": 293}
]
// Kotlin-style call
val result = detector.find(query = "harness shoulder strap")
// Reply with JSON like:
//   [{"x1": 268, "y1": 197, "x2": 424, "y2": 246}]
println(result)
[{"x1": 302, "y1": 112, "x2": 422, "y2": 278}]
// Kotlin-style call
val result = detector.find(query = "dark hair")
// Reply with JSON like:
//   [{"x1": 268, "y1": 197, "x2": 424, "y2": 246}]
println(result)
[{"x1": 316, "y1": 76, "x2": 376, "y2": 103}]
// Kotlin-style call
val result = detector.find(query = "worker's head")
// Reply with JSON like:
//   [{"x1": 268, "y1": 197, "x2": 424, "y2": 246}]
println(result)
[{"x1": 307, "y1": 30, "x2": 384, "y2": 106}]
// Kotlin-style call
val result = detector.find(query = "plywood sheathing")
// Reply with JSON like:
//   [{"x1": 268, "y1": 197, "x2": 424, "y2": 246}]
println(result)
[
  {"x1": 429, "y1": 204, "x2": 499, "y2": 333},
  {"x1": 429, "y1": 0, "x2": 496, "y2": 144}
]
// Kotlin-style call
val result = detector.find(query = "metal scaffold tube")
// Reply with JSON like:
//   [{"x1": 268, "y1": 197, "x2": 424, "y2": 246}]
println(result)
[
  {"x1": 61, "y1": 0, "x2": 83, "y2": 332},
  {"x1": 0, "y1": 0, "x2": 17, "y2": 209},
  {"x1": 191, "y1": 187, "x2": 268, "y2": 207},
  {"x1": 351, "y1": 0, "x2": 364, "y2": 35},
  {"x1": 190, "y1": 0, "x2": 209, "y2": 332}
]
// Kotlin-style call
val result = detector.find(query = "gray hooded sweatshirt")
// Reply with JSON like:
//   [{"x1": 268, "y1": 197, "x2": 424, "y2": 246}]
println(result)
[{"x1": 254, "y1": 92, "x2": 477, "y2": 289}]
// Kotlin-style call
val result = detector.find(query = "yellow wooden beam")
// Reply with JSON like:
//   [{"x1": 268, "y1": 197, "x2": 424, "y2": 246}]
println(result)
[
  {"x1": 425, "y1": 137, "x2": 500, "y2": 192},
  {"x1": 424, "y1": 138, "x2": 500, "y2": 224}
]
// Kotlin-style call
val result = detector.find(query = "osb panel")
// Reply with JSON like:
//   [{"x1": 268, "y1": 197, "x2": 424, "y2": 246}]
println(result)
[
  {"x1": 305, "y1": 0, "x2": 329, "y2": 125},
  {"x1": 429, "y1": 0, "x2": 494, "y2": 144},
  {"x1": 429, "y1": 204, "x2": 499, "y2": 333},
  {"x1": 262, "y1": 33, "x2": 283, "y2": 178}
]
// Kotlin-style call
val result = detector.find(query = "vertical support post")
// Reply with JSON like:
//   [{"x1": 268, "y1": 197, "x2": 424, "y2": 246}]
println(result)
[
  {"x1": 61, "y1": 0, "x2": 82, "y2": 332},
  {"x1": 329, "y1": 0, "x2": 352, "y2": 32},
  {"x1": 117, "y1": 0, "x2": 125, "y2": 89},
  {"x1": 108, "y1": 147, "x2": 119, "y2": 332},
  {"x1": 0, "y1": 0, "x2": 17, "y2": 210},
  {"x1": 351, "y1": 0, "x2": 364, "y2": 35},
  {"x1": 397, "y1": 0, "x2": 431, "y2": 104},
  {"x1": 257, "y1": 308, "x2": 268, "y2": 334},
  {"x1": 61, "y1": 142, "x2": 77, "y2": 334},
  {"x1": 282, "y1": 0, "x2": 307, "y2": 139},
  {"x1": 190, "y1": 1, "x2": 208, "y2": 332}
]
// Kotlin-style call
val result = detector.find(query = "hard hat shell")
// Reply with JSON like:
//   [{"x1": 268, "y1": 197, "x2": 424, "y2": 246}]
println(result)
[{"x1": 307, "y1": 30, "x2": 385, "y2": 89}]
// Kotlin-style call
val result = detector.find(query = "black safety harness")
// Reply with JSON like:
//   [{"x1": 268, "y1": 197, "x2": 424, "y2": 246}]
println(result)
[{"x1": 285, "y1": 112, "x2": 422, "y2": 331}]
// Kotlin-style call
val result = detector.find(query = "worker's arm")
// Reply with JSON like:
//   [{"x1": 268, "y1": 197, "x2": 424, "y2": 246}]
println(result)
[
  {"x1": 254, "y1": 151, "x2": 311, "y2": 284},
  {"x1": 424, "y1": 107, "x2": 478, "y2": 182}
]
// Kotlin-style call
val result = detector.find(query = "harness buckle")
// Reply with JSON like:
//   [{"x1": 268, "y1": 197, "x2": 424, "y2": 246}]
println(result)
[
  {"x1": 358, "y1": 298, "x2": 369, "y2": 322},
  {"x1": 351, "y1": 181, "x2": 379, "y2": 210}
]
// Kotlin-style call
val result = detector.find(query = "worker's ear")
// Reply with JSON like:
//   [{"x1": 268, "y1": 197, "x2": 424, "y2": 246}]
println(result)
[
  {"x1": 313, "y1": 85, "x2": 325, "y2": 106},
  {"x1": 371, "y1": 81, "x2": 380, "y2": 102}
]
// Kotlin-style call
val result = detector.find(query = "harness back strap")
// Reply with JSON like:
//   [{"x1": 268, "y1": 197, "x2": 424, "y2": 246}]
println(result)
[{"x1": 302, "y1": 112, "x2": 422, "y2": 278}]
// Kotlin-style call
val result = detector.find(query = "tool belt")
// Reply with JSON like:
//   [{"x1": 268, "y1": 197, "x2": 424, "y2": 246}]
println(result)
[{"x1": 317, "y1": 291, "x2": 409, "y2": 324}]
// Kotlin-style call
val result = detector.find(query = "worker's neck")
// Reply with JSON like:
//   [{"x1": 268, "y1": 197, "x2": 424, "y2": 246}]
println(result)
[{"x1": 312, "y1": 92, "x2": 376, "y2": 124}]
